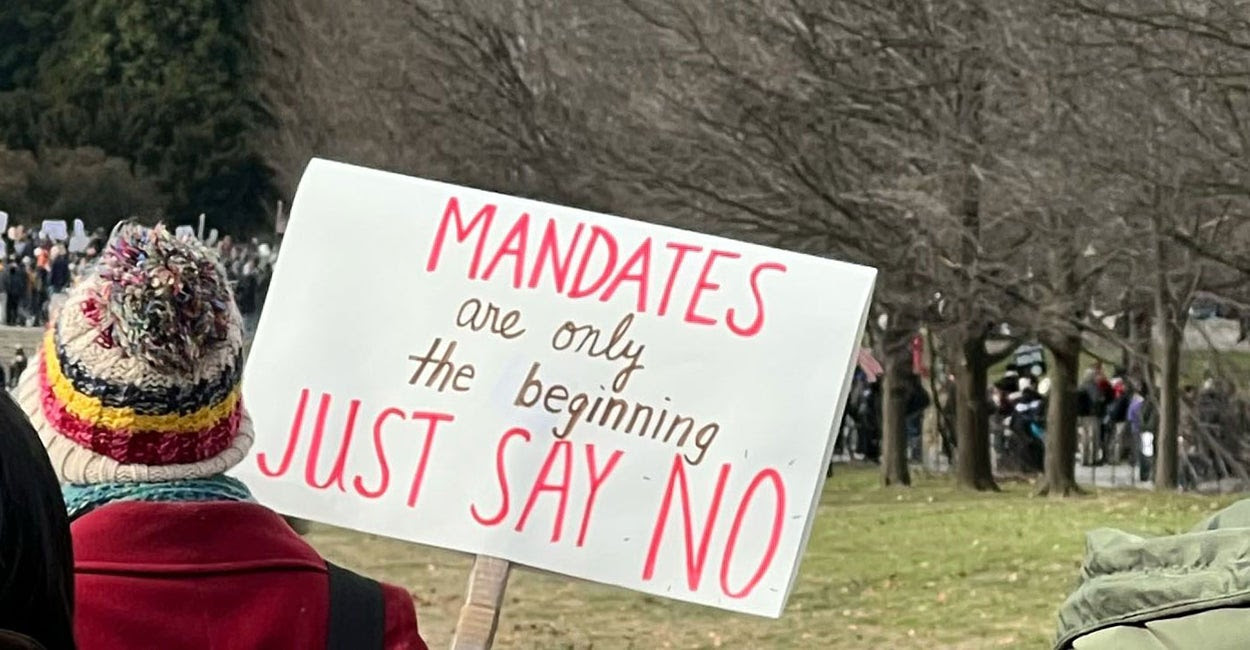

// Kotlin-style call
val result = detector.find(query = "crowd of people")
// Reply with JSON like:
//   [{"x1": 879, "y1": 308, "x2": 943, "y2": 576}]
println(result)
[
  {"x1": 834, "y1": 338, "x2": 1250, "y2": 487},
  {"x1": 0, "y1": 224, "x2": 275, "y2": 332},
  {"x1": 837, "y1": 367, "x2": 933, "y2": 465},
  {"x1": 212, "y1": 234, "x2": 276, "y2": 335},
  {"x1": 991, "y1": 363, "x2": 1162, "y2": 480},
  {"x1": 0, "y1": 225, "x2": 276, "y2": 404},
  {"x1": 0, "y1": 223, "x2": 425, "y2": 649},
  {"x1": 0, "y1": 226, "x2": 101, "y2": 328},
  {"x1": 991, "y1": 370, "x2": 1050, "y2": 475}
]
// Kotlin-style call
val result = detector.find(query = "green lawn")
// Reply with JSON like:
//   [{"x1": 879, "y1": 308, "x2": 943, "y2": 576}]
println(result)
[
  {"x1": 306, "y1": 465, "x2": 1241, "y2": 649},
  {"x1": 1181, "y1": 349, "x2": 1250, "y2": 387}
]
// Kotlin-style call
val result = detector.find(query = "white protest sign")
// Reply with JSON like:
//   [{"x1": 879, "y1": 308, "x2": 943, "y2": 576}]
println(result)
[
  {"x1": 175, "y1": 225, "x2": 196, "y2": 240},
  {"x1": 0, "y1": 211, "x2": 8, "y2": 234},
  {"x1": 235, "y1": 159, "x2": 876, "y2": 618},
  {"x1": 40, "y1": 220, "x2": 68, "y2": 241},
  {"x1": 68, "y1": 220, "x2": 89, "y2": 254}
]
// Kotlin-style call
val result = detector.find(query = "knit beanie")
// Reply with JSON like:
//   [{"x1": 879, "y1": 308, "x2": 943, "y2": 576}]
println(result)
[{"x1": 16, "y1": 223, "x2": 253, "y2": 484}]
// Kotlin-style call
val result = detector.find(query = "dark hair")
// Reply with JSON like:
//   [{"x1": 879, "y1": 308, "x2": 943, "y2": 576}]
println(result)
[{"x1": 0, "y1": 393, "x2": 74, "y2": 649}]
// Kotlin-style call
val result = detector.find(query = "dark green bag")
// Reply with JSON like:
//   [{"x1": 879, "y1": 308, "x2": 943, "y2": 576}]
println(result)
[{"x1": 1055, "y1": 500, "x2": 1250, "y2": 649}]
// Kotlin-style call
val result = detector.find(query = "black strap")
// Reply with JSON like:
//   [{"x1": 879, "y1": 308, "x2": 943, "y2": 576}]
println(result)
[{"x1": 325, "y1": 562, "x2": 386, "y2": 650}]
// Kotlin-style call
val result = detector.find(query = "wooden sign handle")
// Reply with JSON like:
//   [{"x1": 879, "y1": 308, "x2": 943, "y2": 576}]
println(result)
[{"x1": 450, "y1": 555, "x2": 512, "y2": 650}]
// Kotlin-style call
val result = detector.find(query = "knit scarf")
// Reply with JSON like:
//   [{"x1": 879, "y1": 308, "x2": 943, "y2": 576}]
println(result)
[{"x1": 62, "y1": 474, "x2": 254, "y2": 520}]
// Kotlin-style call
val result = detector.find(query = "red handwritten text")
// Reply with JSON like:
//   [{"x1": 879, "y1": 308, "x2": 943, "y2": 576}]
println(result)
[
  {"x1": 425, "y1": 197, "x2": 788, "y2": 338},
  {"x1": 642, "y1": 455, "x2": 786, "y2": 599},
  {"x1": 256, "y1": 388, "x2": 454, "y2": 509},
  {"x1": 469, "y1": 426, "x2": 624, "y2": 546}
]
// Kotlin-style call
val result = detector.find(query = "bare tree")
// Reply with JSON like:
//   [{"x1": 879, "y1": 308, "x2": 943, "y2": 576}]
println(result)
[
  {"x1": 1063, "y1": 0, "x2": 1250, "y2": 489},
  {"x1": 249, "y1": 0, "x2": 1250, "y2": 495},
  {"x1": 610, "y1": 0, "x2": 1059, "y2": 489},
  {"x1": 252, "y1": 0, "x2": 613, "y2": 209}
]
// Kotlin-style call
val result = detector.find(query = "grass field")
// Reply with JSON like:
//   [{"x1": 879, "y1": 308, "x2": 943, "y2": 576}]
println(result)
[{"x1": 306, "y1": 465, "x2": 1241, "y2": 649}]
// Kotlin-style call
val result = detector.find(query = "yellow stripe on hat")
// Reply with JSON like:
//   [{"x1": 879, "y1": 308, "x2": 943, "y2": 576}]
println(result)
[{"x1": 42, "y1": 333, "x2": 240, "y2": 435}]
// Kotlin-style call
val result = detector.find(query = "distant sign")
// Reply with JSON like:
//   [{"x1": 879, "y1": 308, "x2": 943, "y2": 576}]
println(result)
[
  {"x1": 0, "y1": 211, "x2": 8, "y2": 234},
  {"x1": 175, "y1": 225, "x2": 196, "y2": 240},
  {"x1": 275, "y1": 200, "x2": 288, "y2": 234},
  {"x1": 40, "y1": 220, "x2": 68, "y2": 241},
  {"x1": 235, "y1": 159, "x2": 877, "y2": 618},
  {"x1": 68, "y1": 219, "x2": 89, "y2": 254},
  {"x1": 1011, "y1": 342, "x2": 1047, "y2": 378}
]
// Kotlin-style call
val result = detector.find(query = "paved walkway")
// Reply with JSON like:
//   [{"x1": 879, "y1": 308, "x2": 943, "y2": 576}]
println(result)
[
  {"x1": 0, "y1": 325, "x2": 43, "y2": 355},
  {"x1": 1075, "y1": 463, "x2": 1150, "y2": 489}
]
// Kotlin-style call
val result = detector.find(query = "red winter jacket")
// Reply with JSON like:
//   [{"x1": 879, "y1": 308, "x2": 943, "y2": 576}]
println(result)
[{"x1": 69, "y1": 501, "x2": 428, "y2": 650}]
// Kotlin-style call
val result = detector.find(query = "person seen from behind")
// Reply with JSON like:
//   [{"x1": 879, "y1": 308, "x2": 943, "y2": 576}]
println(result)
[
  {"x1": 48, "y1": 247, "x2": 70, "y2": 295},
  {"x1": 8, "y1": 347, "x2": 25, "y2": 390},
  {"x1": 0, "y1": 391, "x2": 76, "y2": 650},
  {"x1": 17, "y1": 223, "x2": 426, "y2": 650},
  {"x1": 4, "y1": 258, "x2": 25, "y2": 327},
  {"x1": 26, "y1": 256, "x2": 48, "y2": 327},
  {"x1": 1128, "y1": 389, "x2": 1158, "y2": 482}
]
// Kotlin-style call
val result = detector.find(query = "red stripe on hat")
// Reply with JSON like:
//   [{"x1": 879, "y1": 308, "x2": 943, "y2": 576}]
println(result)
[{"x1": 38, "y1": 360, "x2": 240, "y2": 466}]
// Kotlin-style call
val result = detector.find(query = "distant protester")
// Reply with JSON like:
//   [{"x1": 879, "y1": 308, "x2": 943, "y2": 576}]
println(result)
[
  {"x1": 0, "y1": 392, "x2": 76, "y2": 650},
  {"x1": 18, "y1": 224, "x2": 426, "y2": 650},
  {"x1": 8, "y1": 347, "x2": 25, "y2": 390}
]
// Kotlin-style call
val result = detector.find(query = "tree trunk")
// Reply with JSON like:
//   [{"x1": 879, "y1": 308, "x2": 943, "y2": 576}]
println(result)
[
  {"x1": 948, "y1": 8, "x2": 993, "y2": 491},
  {"x1": 1149, "y1": 207, "x2": 1183, "y2": 491},
  {"x1": 954, "y1": 333, "x2": 998, "y2": 491},
  {"x1": 1153, "y1": 317, "x2": 1182, "y2": 489},
  {"x1": 1039, "y1": 335, "x2": 1083, "y2": 496},
  {"x1": 1126, "y1": 308, "x2": 1152, "y2": 385},
  {"x1": 922, "y1": 381, "x2": 940, "y2": 470},
  {"x1": 880, "y1": 332, "x2": 911, "y2": 487},
  {"x1": 926, "y1": 330, "x2": 956, "y2": 464}
]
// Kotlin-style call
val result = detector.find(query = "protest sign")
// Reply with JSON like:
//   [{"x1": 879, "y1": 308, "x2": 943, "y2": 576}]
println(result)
[
  {"x1": 40, "y1": 220, "x2": 68, "y2": 241},
  {"x1": 175, "y1": 225, "x2": 196, "y2": 240},
  {"x1": 0, "y1": 211, "x2": 8, "y2": 234},
  {"x1": 235, "y1": 159, "x2": 876, "y2": 619},
  {"x1": 68, "y1": 219, "x2": 89, "y2": 254},
  {"x1": 1011, "y1": 342, "x2": 1046, "y2": 378}
]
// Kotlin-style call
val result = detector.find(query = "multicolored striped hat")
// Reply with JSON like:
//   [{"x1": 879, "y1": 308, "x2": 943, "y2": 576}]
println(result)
[{"x1": 17, "y1": 223, "x2": 253, "y2": 484}]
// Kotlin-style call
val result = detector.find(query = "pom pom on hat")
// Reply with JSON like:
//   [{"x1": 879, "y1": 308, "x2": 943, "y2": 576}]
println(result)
[
  {"x1": 87, "y1": 222, "x2": 235, "y2": 372},
  {"x1": 16, "y1": 222, "x2": 251, "y2": 484}
]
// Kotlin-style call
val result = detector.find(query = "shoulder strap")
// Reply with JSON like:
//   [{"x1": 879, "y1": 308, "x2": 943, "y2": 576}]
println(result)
[{"x1": 325, "y1": 562, "x2": 386, "y2": 650}]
